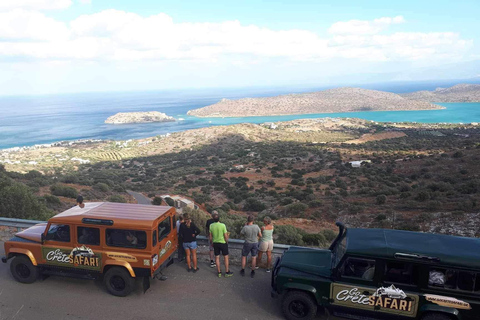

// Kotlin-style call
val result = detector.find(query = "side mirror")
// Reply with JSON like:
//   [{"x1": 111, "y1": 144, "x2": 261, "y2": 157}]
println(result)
[{"x1": 41, "y1": 233, "x2": 45, "y2": 244}]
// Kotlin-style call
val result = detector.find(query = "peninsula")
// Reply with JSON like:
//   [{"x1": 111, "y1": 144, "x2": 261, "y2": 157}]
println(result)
[
  {"x1": 105, "y1": 111, "x2": 175, "y2": 124},
  {"x1": 187, "y1": 87, "x2": 443, "y2": 118},
  {"x1": 401, "y1": 84, "x2": 480, "y2": 102}
]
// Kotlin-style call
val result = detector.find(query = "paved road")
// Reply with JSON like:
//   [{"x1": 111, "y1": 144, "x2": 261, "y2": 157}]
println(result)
[
  {"x1": 0, "y1": 244, "x2": 285, "y2": 320},
  {"x1": 127, "y1": 190, "x2": 152, "y2": 205},
  {"x1": 0, "y1": 245, "x2": 338, "y2": 320}
]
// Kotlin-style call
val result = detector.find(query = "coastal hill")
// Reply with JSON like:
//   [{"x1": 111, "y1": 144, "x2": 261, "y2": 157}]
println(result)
[
  {"x1": 105, "y1": 111, "x2": 175, "y2": 124},
  {"x1": 401, "y1": 84, "x2": 480, "y2": 102},
  {"x1": 187, "y1": 87, "x2": 442, "y2": 117}
]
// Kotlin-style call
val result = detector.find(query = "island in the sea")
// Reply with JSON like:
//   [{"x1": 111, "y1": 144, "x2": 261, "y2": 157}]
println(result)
[
  {"x1": 187, "y1": 87, "x2": 443, "y2": 118},
  {"x1": 105, "y1": 111, "x2": 175, "y2": 124},
  {"x1": 400, "y1": 84, "x2": 480, "y2": 102}
]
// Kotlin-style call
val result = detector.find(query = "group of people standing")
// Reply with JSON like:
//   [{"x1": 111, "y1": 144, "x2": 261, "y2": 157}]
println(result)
[{"x1": 176, "y1": 210, "x2": 275, "y2": 278}]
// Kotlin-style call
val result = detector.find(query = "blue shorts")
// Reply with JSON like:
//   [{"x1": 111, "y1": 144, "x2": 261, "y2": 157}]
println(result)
[{"x1": 183, "y1": 241, "x2": 198, "y2": 250}]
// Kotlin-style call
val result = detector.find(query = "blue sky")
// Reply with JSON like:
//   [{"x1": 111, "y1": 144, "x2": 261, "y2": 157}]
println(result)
[{"x1": 0, "y1": 0, "x2": 478, "y2": 95}]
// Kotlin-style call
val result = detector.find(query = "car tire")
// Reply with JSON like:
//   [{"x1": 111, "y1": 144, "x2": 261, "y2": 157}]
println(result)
[
  {"x1": 282, "y1": 291, "x2": 317, "y2": 320},
  {"x1": 10, "y1": 255, "x2": 39, "y2": 284},
  {"x1": 104, "y1": 267, "x2": 135, "y2": 297},
  {"x1": 421, "y1": 313, "x2": 452, "y2": 320}
]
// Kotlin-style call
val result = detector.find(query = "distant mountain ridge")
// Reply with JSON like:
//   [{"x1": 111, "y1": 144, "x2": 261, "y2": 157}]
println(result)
[
  {"x1": 187, "y1": 87, "x2": 442, "y2": 118},
  {"x1": 401, "y1": 84, "x2": 480, "y2": 102}
]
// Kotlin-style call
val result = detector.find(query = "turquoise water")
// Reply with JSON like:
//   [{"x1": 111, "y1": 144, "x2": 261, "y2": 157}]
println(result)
[
  {"x1": 0, "y1": 88, "x2": 479, "y2": 149},
  {"x1": 186, "y1": 103, "x2": 480, "y2": 126}
]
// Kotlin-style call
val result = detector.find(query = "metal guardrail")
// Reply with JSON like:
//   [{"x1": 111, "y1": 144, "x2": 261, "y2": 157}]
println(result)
[
  {"x1": 196, "y1": 235, "x2": 290, "y2": 255},
  {"x1": 0, "y1": 218, "x2": 291, "y2": 254},
  {"x1": 0, "y1": 217, "x2": 45, "y2": 229}
]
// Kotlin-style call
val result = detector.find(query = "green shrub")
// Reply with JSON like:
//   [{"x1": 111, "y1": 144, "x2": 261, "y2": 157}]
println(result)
[
  {"x1": 0, "y1": 183, "x2": 51, "y2": 220},
  {"x1": 285, "y1": 202, "x2": 308, "y2": 216},
  {"x1": 94, "y1": 182, "x2": 110, "y2": 192},
  {"x1": 152, "y1": 197, "x2": 164, "y2": 206},
  {"x1": 376, "y1": 194, "x2": 387, "y2": 205},
  {"x1": 108, "y1": 195, "x2": 127, "y2": 203},
  {"x1": 50, "y1": 184, "x2": 78, "y2": 199},
  {"x1": 275, "y1": 225, "x2": 304, "y2": 246},
  {"x1": 302, "y1": 233, "x2": 326, "y2": 247},
  {"x1": 322, "y1": 229, "x2": 337, "y2": 242},
  {"x1": 243, "y1": 198, "x2": 266, "y2": 212}
]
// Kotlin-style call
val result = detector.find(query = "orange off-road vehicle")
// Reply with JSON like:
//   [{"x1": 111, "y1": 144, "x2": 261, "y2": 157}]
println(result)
[{"x1": 2, "y1": 202, "x2": 178, "y2": 296}]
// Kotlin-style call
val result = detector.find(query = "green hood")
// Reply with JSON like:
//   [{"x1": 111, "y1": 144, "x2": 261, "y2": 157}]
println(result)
[{"x1": 279, "y1": 246, "x2": 332, "y2": 278}]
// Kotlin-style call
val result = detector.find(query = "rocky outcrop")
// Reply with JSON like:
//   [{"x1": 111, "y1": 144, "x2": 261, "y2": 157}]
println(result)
[
  {"x1": 105, "y1": 111, "x2": 175, "y2": 124},
  {"x1": 187, "y1": 87, "x2": 443, "y2": 117},
  {"x1": 401, "y1": 84, "x2": 480, "y2": 102}
]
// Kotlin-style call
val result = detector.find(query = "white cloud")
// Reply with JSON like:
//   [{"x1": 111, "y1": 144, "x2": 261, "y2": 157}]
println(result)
[
  {"x1": 329, "y1": 15, "x2": 405, "y2": 35},
  {"x1": 0, "y1": 0, "x2": 72, "y2": 11},
  {"x1": 0, "y1": 9, "x2": 70, "y2": 41},
  {"x1": 0, "y1": 10, "x2": 473, "y2": 65},
  {"x1": 78, "y1": 0, "x2": 91, "y2": 4}
]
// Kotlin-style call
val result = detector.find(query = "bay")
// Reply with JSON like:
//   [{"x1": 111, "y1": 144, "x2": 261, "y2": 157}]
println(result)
[{"x1": 0, "y1": 89, "x2": 479, "y2": 149}]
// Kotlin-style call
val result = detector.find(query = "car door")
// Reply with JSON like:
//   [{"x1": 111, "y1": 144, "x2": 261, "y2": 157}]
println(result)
[
  {"x1": 73, "y1": 225, "x2": 103, "y2": 272},
  {"x1": 41, "y1": 223, "x2": 75, "y2": 269},
  {"x1": 155, "y1": 213, "x2": 175, "y2": 267},
  {"x1": 373, "y1": 260, "x2": 420, "y2": 318},
  {"x1": 330, "y1": 256, "x2": 378, "y2": 317}
]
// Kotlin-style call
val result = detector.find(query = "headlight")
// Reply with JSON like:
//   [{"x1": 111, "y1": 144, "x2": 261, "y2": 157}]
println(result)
[{"x1": 152, "y1": 254, "x2": 158, "y2": 265}]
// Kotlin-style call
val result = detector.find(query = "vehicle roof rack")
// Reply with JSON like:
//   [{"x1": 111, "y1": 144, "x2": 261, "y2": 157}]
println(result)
[
  {"x1": 394, "y1": 252, "x2": 440, "y2": 263},
  {"x1": 82, "y1": 218, "x2": 114, "y2": 226}
]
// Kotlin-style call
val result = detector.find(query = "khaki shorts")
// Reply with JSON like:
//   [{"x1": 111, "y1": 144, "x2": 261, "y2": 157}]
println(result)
[{"x1": 259, "y1": 240, "x2": 274, "y2": 252}]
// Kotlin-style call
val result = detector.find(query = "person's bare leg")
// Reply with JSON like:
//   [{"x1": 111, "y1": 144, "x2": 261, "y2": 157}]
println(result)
[
  {"x1": 185, "y1": 248, "x2": 191, "y2": 269},
  {"x1": 257, "y1": 251, "x2": 264, "y2": 267},
  {"x1": 225, "y1": 255, "x2": 230, "y2": 272},
  {"x1": 241, "y1": 256, "x2": 246, "y2": 270},
  {"x1": 216, "y1": 255, "x2": 221, "y2": 273},
  {"x1": 209, "y1": 248, "x2": 214, "y2": 262},
  {"x1": 267, "y1": 251, "x2": 272, "y2": 269},
  {"x1": 251, "y1": 256, "x2": 257, "y2": 270},
  {"x1": 192, "y1": 249, "x2": 197, "y2": 269}
]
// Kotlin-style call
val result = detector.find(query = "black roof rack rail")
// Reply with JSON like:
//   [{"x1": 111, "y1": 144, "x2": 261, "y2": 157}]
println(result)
[
  {"x1": 394, "y1": 252, "x2": 440, "y2": 263},
  {"x1": 82, "y1": 218, "x2": 114, "y2": 226}
]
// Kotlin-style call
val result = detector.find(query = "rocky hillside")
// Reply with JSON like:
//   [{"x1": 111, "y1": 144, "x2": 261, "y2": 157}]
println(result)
[
  {"x1": 187, "y1": 87, "x2": 442, "y2": 117},
  {"x1": 105, "y1": 111, "x2": 175, "y2": 124},
  {"x1": 401, "y1": 84, "x2": 480, "y2": 102}
]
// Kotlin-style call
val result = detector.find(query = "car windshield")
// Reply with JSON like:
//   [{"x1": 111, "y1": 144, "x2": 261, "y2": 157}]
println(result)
[{"x1": 332, "y1": 234, "x2": 347, "y2": 268}]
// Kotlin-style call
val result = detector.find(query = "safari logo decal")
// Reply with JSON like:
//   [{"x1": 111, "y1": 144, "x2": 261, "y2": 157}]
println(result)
[
  {"x1": 331, "y1": 284, "x2": 418, "y2": 317},
  {"x1": 370, "y1": 285, "x2": 413, "y2": 313},
  {"x1": 42, "y1": 245, "x2": 101, "y2": 270},
  {"x1": 425, "y1": 294, "x2": 472, "y2": 310}
]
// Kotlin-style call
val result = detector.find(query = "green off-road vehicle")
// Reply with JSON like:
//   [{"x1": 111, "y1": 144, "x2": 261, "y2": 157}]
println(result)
[{"x1": 271, "y1": 222, "x2": 480, "y2": 320}]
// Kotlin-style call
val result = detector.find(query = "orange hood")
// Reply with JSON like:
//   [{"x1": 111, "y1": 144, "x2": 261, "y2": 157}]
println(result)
[{"x1": 15, "y1": 223, "x2": 47, "y2": 243}]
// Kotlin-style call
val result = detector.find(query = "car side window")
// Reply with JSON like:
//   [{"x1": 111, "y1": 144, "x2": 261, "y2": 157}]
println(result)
[
  {"x1": 341, "y1": 257, "x2": 376, "y2": 281},
  {"x1": 384, "y1": 261, "x2": 418, "y2": 286},
  {"x1": 46, "y1": 224, "x2": 70, "y2": 242},
  {"x1": 106, "y1": 229, "x2": 147, "y2": 249},
  {"x1": 429, "y1": 267, "x2": 477, "y2": 293},
  {"x1": 153, "y1": 230, "x2": 157, "y2": 247},
  {"x1": 77, "y1": 226, "x2": 100, "y2": 246},
  {"x1": 158, "y1": 216, "x2": 171, "y2": 241}
]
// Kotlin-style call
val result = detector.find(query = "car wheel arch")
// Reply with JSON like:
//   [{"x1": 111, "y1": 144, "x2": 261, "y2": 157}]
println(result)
[{"x1": 103, "y1": 260, "x2": 136, "y2": 277}]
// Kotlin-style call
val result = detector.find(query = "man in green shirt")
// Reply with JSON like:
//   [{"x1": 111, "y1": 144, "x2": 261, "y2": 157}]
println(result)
[{"x1": 209, "y1": 213, "x2": 233, "y2": 277}]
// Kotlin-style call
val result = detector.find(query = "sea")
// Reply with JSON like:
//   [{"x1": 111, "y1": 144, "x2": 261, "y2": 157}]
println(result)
[{"x1": 1, "y1": 84, "x2": 479, "y2": 150}]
